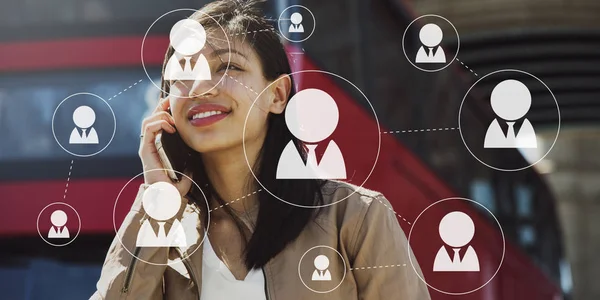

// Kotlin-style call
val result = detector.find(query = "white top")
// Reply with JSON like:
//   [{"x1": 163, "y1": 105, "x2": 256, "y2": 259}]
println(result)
[{"x1": 200, "y1": 238, "x2": 267, "y2": 300}]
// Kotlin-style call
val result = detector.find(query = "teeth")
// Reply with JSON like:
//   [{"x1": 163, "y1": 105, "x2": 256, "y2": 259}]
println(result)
[{"x1": 192, "y1": 111, "x2": 223, "y2": 120}]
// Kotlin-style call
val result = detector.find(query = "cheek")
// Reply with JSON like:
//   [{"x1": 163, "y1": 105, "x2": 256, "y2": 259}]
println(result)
[{"x1": 169, "y1": 99, "x2": 186, "y2": 125}]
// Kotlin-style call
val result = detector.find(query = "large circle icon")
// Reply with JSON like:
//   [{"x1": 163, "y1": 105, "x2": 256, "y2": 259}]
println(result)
[
  {"x1": 408, "y1": 197, "x2": 505, "y2": 295},
  {"x1": 402, "y1": 14, "x2": 459, "y2": 72},
  {"x1": 141, "y1": 8, "x2": 231, "y2": 99},
  {"x1": 298, "y1": 245, "x2": 347, "y2": 293},
  {"x1": 112, "y1": 169, "x2": 210, "y2": 266},
  {"x1": 52, "y1": 93, "x2": 116, "y2": 157},
  {"x1": 459, "y1": 69, "x2": 560, "y2": 171},
  {"x1": 242, "y1": 70, "x2": 381, "y2": 208},
  {"x1": 37, "y1": 202, "x2": 81, "y2": 247},
  {"x1": 278, "y1": 5, "x2": 316, "y2": 43}
]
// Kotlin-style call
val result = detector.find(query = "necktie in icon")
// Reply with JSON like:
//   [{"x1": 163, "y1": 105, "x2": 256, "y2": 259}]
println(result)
[
  {"x1": 452, "y1": 248, "x2": 461, "y2": 264},
  {"x1": 81, "y1": 129, "x2": 87, "y2": 139},
  {"x1": 183, "y1": 57, "x2": 193, "y2": 74},
  {"x1": 306, "y1": 144, "x2": 319, "y2": 169},
  {"x1": 506, "y1": 121, "x2": 516, "y2": 142},
  {"x1": 157, "y1": 222, "x2": 167, "y2": 242},
  {"x1": 427, "y1": 47, "x2": 434, "y2": 57}
]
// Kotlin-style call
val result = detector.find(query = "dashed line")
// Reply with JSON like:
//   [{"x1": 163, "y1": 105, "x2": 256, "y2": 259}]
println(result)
[
  {"x1": 381, "y1": 127, "x2": 459, "y2": 134},
  {"x1": 107, "y1": 79, "x2": 143, "y2": 101},
  {"x1": 209, "y1": 189, "x2": 262, "y2": 212},
  {"x1": 63, "y1": 160, "x2": 74, "y2": 200},
  {"x1": 350, "y1": 264, "x2": 407, "y2": 271},
  {"x1": 225, "y1": 74, "x2": 260, "y2": 96},
  {"x1": 375, "y1": 197, "x2": 412, "y2": 225},
  {"x1": 455, "y1": 58, "x2": 479, "y2": 77},
  {"x1": 231, "y1": 28, "x2": 277, "y2": 37}
]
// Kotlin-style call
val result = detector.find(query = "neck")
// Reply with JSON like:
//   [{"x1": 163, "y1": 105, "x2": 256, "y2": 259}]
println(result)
[{"x1": 201, "y1": 136, "x2": 264, "y2": 213}]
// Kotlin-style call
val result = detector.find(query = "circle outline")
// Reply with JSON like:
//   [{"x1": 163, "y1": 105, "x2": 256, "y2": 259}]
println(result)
[
  {"x1": 401, "y1": 14, "x2": 460, "y2": 73},
  {"x1": 52, "y1": 92, "x2": 117, "y2": 158},
  {"x1": 141, "y1": 8, "x2": 231, "y2": 99},
  {"x1": 407, "y1": 197, "x2": 506, "y2": 295},
  {"x1": 277, "y1": 5, "x2": 316, "y2": 43},
  {"x1": 242, "y1": 69, "x2": 381, "y2": 208},
  {"x1": 297, "y1": 245, "x2": 347, "y2": 294},
  {"x1": 112, "y1": 169, "x2": 210, "y2": 266},
  {"x1": 458, "y1": 69, "x2": 561, "y2": 172},
  {"x1": 37, "y1": 202, "x2": 82, "y2": 247}
]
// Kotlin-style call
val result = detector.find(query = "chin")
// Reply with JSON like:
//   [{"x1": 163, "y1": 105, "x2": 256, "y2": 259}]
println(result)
[{"x1": 187, "y1": 135, "x2": 241, "y2": 154}]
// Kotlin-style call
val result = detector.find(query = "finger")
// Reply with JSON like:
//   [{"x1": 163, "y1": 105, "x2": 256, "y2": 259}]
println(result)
[
  {"x1": 153, "y1": 97, "x2": 171, "y2": 113},
  {"x1": 141, "y1": 111, "x2": 175, "y2": 131},
  {"x1": 140, "y1": 120, "x2": 176, "y2": 147}
]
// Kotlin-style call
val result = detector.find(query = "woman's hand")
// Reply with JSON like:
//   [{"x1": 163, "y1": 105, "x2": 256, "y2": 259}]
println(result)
[{"x1": 138, "y1": 98, "x2": 192, "y2": 196}]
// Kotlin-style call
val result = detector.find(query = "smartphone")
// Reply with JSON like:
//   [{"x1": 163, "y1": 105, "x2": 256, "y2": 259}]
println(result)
[{"x1": 155, "y1": 131, "x2": 189, "y2": 183}]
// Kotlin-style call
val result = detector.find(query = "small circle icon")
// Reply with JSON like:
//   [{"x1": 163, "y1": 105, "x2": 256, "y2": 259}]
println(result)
[
  {"x1": 37, "y1": 202, "x2": 81, "y2": 247},
  {"x1": 408, "y1": 197, "x2": 504, "y2": 295},
  {"x1": 402, "y1": 14, "x2": 460, "y2": 72},
  {"x1": 52, "y1": 92, "x2": 116, "y2": 157},
  {"x1": 298, "y1": 246, "x2": 346, "y2": 293},
  {"x1": 459, "y1": 69, "x2": 560, "y2": 171},
  {"x1": 286, "y1": 88, "x2": 339, "y2": 143},
  {"x1": 170, "y1": 19, "x2": 207, "y2": 56},
  {"x1": 278, "y1": 5, "x2": 316, "y2": 43},
  {"x1": 142, "y1": 182, "x2": 182, "y2": 221}
]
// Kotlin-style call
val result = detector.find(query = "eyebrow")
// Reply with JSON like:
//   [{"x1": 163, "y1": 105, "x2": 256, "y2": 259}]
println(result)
[{"x1": 209, "y1": 48, "x2": 248, "y2": 59}]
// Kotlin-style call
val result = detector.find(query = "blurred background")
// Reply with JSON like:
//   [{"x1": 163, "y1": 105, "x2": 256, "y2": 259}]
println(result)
[{"x1": 0, "y1": 0, "x2": 598, "y2": 299}]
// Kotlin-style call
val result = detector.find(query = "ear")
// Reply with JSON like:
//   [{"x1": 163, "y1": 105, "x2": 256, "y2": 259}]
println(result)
[{"x1": 268, "y1": 74, "x2": 292, "y2": 115}]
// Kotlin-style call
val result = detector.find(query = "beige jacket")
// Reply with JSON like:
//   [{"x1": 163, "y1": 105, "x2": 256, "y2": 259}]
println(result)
[{"x1": 91, "y1": 181, "x2": 431, "y2": 299}]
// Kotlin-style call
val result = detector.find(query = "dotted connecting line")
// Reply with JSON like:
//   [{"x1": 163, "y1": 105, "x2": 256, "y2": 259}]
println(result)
[
  {"x1": 381, "y1": 127, "x2": 459, "y2": 134},
  {"x1": 375, "y1": 197, "x2": 412, "y2": 225},
  {"x1": 63, "y1": 160, "x2": 74, "y2": 200},
  {"x1": 350, "y1": 264, "x2": 407, "y2": 271},
  {"x1": 209, "y1": 189, "x2": 262, "y2": 212},
  {"x1": 230, "y1": 28, "x2": 277, "y2": 37},
  {"x1": 225, "y1": 74, "x2": 260, "y2": 96},
  {"x1": 107, "y1": 79, "x2": 144, "y2": 101},
  {"x1": 455, "y1": 58, "x2": 479, "y2": 77}
]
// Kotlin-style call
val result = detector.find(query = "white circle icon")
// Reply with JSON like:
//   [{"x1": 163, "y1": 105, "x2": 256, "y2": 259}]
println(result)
[
  {"x1": 490, "y1": 79, "x2": 531, "y2": 121},
  {"x1": 291, "y1": 12, "x2": 303, "y2": 25},
  {"x1": 298, "y1": 245, "x2": 346, "y2": 293},
  {"x1": 286, "y1": 88, "x2": 339, "y2": 143},
  {"x1": 278, "y1": 5, "x2": 316, "y2": 43},
  {"x1": 142, "y1": 182, "x2": 182, "y2": 221},
  {"x1": 72, "y1": 106, "x2": 96, "y2": 129},
  {"x1": 439, "y1": 211, "x2": 475, "y2": 248},
  {"x1": 37, "y1": 202, "x2": 81, "y2": 247},
  {"x1": 50, "y1": 210, "x2": 68, "y2": 227},
  {"x1": 170, "y1": 19, "x2": 207, "y2": 56},
  {"x1": 419, "y1": 23, "x2": 443, "y2": 48},
  {"x1": 402, "y1": 14, "x2": 460, "y2": 72},
  {"x1": 314, "y1": 255, "x2": 330, "y2": 271}
]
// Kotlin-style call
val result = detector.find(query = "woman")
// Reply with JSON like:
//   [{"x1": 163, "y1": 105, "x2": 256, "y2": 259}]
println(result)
[{"x1": 93, "y1": 1, "x2": 430, "y2": 299}]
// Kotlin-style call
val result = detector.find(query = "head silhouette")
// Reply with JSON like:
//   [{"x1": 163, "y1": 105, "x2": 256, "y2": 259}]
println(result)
[
  {"x1": 490, "y1": 79, "x2": 532, "y2": 121},
  {"x1": 314, "y1": 255, "x2": 330, "y2": 271},
  {"x1": 419, "y1": 23, "x2": 443, "y2": 48},
  {"x1": 285, "y1": 89, "x2": 339, "y2": 144},
  {"x1": 439, "y1": 211, "x2": 475, "y2": 248},
  {"x1": 290, "y1": 12, "x2": 303, "y2": 25},
  {"x1": 50, "y1": 210, "x2": 68, "y2": 227},
  {"x1": 170, "y1": 19, "x2": 207, "y2": 56},
  {"x1": 142, "y1": 182, "x2": 182, "y2": 221},
  {"x1": 73, "y1": 106, "x2": 96, "y2": 129}
]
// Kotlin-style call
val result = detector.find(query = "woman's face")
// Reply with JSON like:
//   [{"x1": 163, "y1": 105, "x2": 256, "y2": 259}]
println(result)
[{"x1": 167, "y1": 30, "x2": 288, "y2": 155}]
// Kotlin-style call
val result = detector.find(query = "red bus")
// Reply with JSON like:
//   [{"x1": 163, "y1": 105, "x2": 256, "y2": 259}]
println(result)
[{"x1": 0, "y1": 0, "x2": 564, "y2": 299}]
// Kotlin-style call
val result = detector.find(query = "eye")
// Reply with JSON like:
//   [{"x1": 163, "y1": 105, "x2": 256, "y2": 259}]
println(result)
[{"x1": 217, "y1": 63, "x2": 243, "y2": 73}]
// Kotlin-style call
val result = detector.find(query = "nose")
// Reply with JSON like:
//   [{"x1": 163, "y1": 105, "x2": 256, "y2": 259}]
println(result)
[{"x1": 188, "y1": 75, "x2": 220, "y2": 98}]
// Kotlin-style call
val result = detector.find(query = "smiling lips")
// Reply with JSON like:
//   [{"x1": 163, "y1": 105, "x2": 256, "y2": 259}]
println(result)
[{"x1": 187, "y1": 103, "x2": 230, "y2": 127}]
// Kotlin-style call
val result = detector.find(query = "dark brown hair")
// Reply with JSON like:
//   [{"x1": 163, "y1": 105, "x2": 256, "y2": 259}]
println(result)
[{"x1": 160, "y1": 0, "x2": 324, "y2": 269}]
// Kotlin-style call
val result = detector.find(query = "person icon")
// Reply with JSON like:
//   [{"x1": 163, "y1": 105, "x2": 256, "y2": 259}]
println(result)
[
  {"x1": 311, "y1": 255, "x2": 332, "y2": 281},
  {"x1": 48, "y1": 210, "x2": 70, "y2": 239},
  {"x1": 288, "y1": 12, "x2": 305, "y2": 33},
  {"x1": 484, "y1": 79, "x2": 537, "y2": 149},
  {"x1": 415, "y1": 23, "x2": 446, "y2": 63},
  {"x1": 276, "y1": 88, "x2": 346, "y2": 179},
  {"x1": 136, "y1": 181, "x2": 187, "y2": 247},
  {"x1": 433, "y1": 211, "x2": 480, "y2": 272},
  {"x1": 69, "y1": 105, "x2": 99, "y2": 144},
  {"x1": 164, "y1": 19, "x2": 211, "y2": 81}
]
